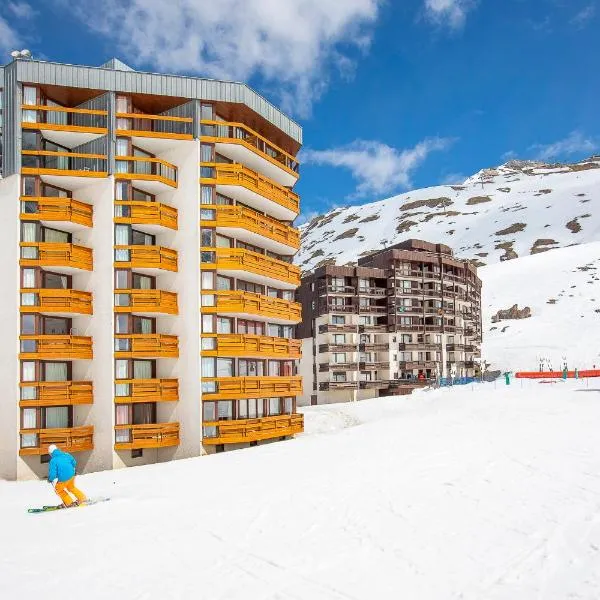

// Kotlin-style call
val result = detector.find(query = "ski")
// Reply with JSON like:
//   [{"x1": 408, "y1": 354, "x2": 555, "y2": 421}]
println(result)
[{"x1": 28, "y1": 497, "x2": 110, "y2": 514}]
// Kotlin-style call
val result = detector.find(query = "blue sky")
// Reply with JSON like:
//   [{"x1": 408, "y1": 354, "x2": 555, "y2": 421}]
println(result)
[{"x1": 2, "y1": 0, "x2": 599, "y2": 221}]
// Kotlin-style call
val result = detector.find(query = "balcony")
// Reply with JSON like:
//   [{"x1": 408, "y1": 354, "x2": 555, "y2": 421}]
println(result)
[
  {"x1": 323, "y1": 285, "x2": 356, "y2": 295},
  {"x1": 114, "y1": 379, "x2": 179, "y2": 404},
  {"x1": 319, "y1": 362, "x2": 358, "y2": 372},
  {"x1": 116, "y1": 112, "x2": 193, "y2": 140},
  {"x1": 202, "y1": 334, "x2": 301, "y2": 359},
  {"x1": 319, "y1": 381, "x2": 359, "y2": 391},
  {"x1": 115, "y1": 156, "x2": 178, "y2": 192},
  {"x1": 359, "y1": 361, "x2": 389, "y2": 371},
  {"x1": 200, "y1": 163, "x2": 299, "y2": 220},
  {"x1": 22, "y1": 150, "x2": 108, "y2": 181},
  {"x1": 399, "y1": 343, "x2": 439, "y2": 351},
  {"x1": 20, "y1": 242, "x2": 93, "y2": 272},
  {"x1": 114, "y1": 201, "x2": 177, "y2": 231},
  {"x1": 318, "y1": 344, "x2": 357, "y2": 353},
  {"x1": 326, "y1": 305, "x2": 356, "y2": 313},
  {"x1": 359, "y1": 380, "x2": 391, "y2": 389},
  {"x1": 361, "y1": 343, "x2": 390, "y2": 352},
  {"x1": 202, "y1": 376, "x2": 302, "y2": 400},
  {"x1": 114, "y1": 422, "x2": 180, "y2": 450},
  {"x1": 208, "y1": 248, "x2": 300, "y2": 289},
  {"x1": 359, "y1": 324, "x2": 388, "y2": 333},
  {"x1": 398, "y1": 361, "x2": 438, "y2": 370},
  {"x1": 114, "y1": 245, "x2": 178, "y2": 272},
  {"x1": 201, "y1": 121, "x2": 299, "y2": 187},
  {"x1": 21, "y1": 104, "x2": 108, "y2": 146},
  {"x1": 20, "y1": 289, "x2": 93, "y2": 315},
  {"x1": 114, "y1": 289, "x2": 178, "y2": 315},
  {"x1": 358, "y1": 305, "x2": 388, "y2": 314},
  {"x1": 358, "y1": 287, "x2": 387, "y2": 296},
  {"x1": 114, "y1": 334, "x2": 179, "y2": 359},
  {"x1": 201, "y1": 204, "x2": 299, "y2": 253},
  {"x1": 19, "y1": 335, "x2": 93, "y2": 360},
  {"x1": 318, "y1": 324, "x2": 357, "y2": 334},
  {"x1": 19, "y1": 425, "x2": 94, "y2": 456},
  {"x1": 203, "y1": 413, "x2": 303, "y2": 445},
  {"x1": 201, "y1": 290, "x2": 301, "y2": 324},
  {"x1": 19, "y1": 381, "x2": 93, "y2": 408},
  {"x1": 21, "y1": 196, "x2": 93, "y2": 229}
]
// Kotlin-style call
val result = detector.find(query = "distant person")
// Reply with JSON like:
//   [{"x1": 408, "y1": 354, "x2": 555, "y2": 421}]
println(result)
[
  {"x1": 47, "y1": 444, "x2": 87, "y2": 508},
  {"x1": 418, "y1": 372, "x2": 425, "y2": 381}
]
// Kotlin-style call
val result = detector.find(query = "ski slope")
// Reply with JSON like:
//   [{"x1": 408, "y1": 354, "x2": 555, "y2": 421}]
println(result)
[
  {"x1": 480, "y1": 241, "x2": 600, "y2": 372},
  {"x1": 2, "y1": 382, "x2": 600, "y2": 599}
]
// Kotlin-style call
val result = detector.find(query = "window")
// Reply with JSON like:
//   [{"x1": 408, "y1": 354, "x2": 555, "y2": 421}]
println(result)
[
  {"x1": 238, "y1": 280, "x2": 263, "y2": 294},
  {"x1": 332, "y1": 316, "x2": 346, "y2": 325},
  {"x1": 21, "y1": 314, "x2": 36, "y2": 335},
  {"x1": 401, "y1": 334, "x2": 411, "y2": 343},
  {"x1": 132, "y1": 403, "x2": 156, "y2": 425},
  {"x1": 216, "y1": 317, "x2": 232, "y2": 334},
  {"x1": 132, "y1": 273, "x2": 154, "y2": 290},
  {"x1": 217, "y1": 401, "x2": 232, "y2": 420},
  {"x1": 200, "y1": 143, "x2": 214, "y2": 163},
  {"x1": 201, "y1": 229, "x2": 215, "y2": 247},
  {"x1": 201, "y1": 271, "x2": 215, "y2": 290},
  {"x1": 268, "y1": 398, "x2": 281, "y2": 416},
  {"x1": 216, "y1": 358, "x2": 233, "y2": 377},
  {"x1": 203, "y1": 402, "x2": 216, "y2": 422},
  {"x1": 333, "y1": 334, "x2": 346, "y2": 344},
  {"x1": 238, "y1": 319, "x2": 264, "y2": 335},
  {"x1": 332, "y1": 372, "x2": 347, "y2": 382},
  {"x1": 238, "y1": 359, "x2": 264, "y2": 377},
  {"x1": 333, "y1": 353, "x2": 346, "y2": 364},
  {"x1": 202, "y1": 315, "x2": 215, "y2": 333},
  {"x1": 201, "y1": 357, "x2": 216, "y2": 378},
  {"x1": 215, "y1": 234, "x2": 232, "y2": 248},
  {"x1": 237, "y1": 399, "x2": 248, "y2": 419},
  {"x1": 217, "y1": 276, "x2": 232, "y2": 291},
  {"x1": 200, "y1": 186, "x2": 214, "y2": 205},
  {"x1": 284, "y1": 397, "x2": 293, "y2": 414}
]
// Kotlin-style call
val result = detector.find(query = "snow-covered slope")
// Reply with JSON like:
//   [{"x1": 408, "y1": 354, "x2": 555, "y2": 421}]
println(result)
[
  {"x1": 298, "y1": 157, "x2": 600, "y2": 271},
  {"x1": 480, "y1": 242, "x2": 600, "y2": 371},
  {"x1": 3, "y1": 382, "x2": 600, "y2": 599}
]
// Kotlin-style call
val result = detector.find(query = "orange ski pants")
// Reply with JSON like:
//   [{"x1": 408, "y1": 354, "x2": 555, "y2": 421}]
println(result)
[{"x1": 55, "y1": 477, "x2": 87, "y2": 507}]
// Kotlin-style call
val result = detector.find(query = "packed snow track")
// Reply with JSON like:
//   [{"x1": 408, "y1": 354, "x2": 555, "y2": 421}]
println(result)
[{"x1": 1, "y1": 381, "x2": 600, "y2": 599}]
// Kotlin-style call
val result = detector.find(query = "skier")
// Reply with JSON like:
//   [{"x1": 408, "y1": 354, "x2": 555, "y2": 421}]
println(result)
[{"x1": 47, "y1": 444, "x2": 87, "y2": 508}]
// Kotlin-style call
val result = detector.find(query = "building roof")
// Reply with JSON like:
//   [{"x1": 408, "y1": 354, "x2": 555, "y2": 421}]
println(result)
[{"x1": 0, "y1": 57, "x2": 301, "y2": 143}]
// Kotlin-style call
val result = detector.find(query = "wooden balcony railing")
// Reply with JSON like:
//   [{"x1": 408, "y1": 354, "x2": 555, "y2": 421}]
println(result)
[
  {"x1": 203, "y1": 413, "x2": 303, "y2": 445},
  {"x1": 20, "y1": 288, "x2": 93, "y2": 315},
  {"x1": 206, "y1": 248, "x2": 300, "y2": 286},
  {"x1": 114, "y1": 422, "x2": 180, "y2": 450},
  {"x1": 114, "y1": 289, "x2": 178, "y2": 315},
  {"x1": 200, "y1": 121, "x2": 300, "y2": 177},
  {"x1": 20, "y1": 196, "x2": 93, "y2": 227},
  {"x1": 200, "y1": 163, "x2": 300, "y2": 214},
  {"x1": 319, "y1": 362, "x2": 358, "y2": 372},
  {"x1": 114, "y1": 245, "x2": 178, "y2": 272},
  {"x1": 114, "y1": 201, "x2": 177, "y2": 230},
  {"x1": 20, "y1": 242, "x2": 93, "y2": 271},
  {"x1": 21, "y1": 150, "x2": 108, "y2": 177},
  {"x1": 19, "y1": 381, "x2": 93, "y2": 408},
  {"x1": 115, "y1": 155, "x2": 178, "y2": 188},
  {"x1": 116, "y1": 112, "x2": 193, "y2": 139},
  {"x1": 19, "y1": 425, "x2": 94, "y2": 456},
  {"x1": 202, "y1": 376, "x2": 302, "y2": 400},
  {"x1": 202, "y1": 334, "x2": 301, "y2": 359},
  {"x1": 21, "y1": 104, "x2": 108, "y2": 133},
  {"x1": 201, "y1": 204, "x2": 299, "y2": 249},
  {"x1": 114, "y1": 378, "x2": 179, "y2": 404},
  {"x1": 114, "y1": 334, "x2": 179, "y2": 358},
  {"x1": 201, "y1": 290, "x2": 301, "y2": 323},
  {"x1": 19, "y1": 335, "x2": 93, "y2": 360}
]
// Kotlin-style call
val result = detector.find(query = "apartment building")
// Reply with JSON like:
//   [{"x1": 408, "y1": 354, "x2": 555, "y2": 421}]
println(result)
[
  {"x1": 297, "y1": 240, "x2": 482, "y2": 405},
  {"x1": 0, "y1": 57, "x2": 303, "y2": 480}
]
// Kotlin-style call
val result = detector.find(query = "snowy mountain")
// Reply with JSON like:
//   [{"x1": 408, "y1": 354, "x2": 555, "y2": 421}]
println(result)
[
  {"x1": 4, "y1": 382, "x2": 600, "y2": 599},
  {"x1": 297, "y1": 157, "x2": 600, "y2": 271}
]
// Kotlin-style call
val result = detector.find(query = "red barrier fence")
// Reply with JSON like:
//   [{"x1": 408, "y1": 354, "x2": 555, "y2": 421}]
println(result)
[{"x1": 515, "y1": 370, "x2": 600, "y2": 379}]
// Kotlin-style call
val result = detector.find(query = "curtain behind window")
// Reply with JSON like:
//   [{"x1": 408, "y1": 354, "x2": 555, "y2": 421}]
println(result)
[
  {"x1": 45, "y1": 406, "x2": 68, "y2": 428},
  {"x1": 133, "y1": 361, "x2": 152, "y2": 379},
  {"x1": 44, "y1": 363, "x2": 68, "y2": 381}
]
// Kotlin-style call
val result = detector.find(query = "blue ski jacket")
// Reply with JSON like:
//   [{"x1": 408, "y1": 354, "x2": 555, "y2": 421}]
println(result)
[{"x1": 48, "y1": 449, "x2": 77, "y2": 483}]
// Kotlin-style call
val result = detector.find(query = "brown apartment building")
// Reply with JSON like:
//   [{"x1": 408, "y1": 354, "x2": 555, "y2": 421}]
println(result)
[{"x1": 296, "y1": 240, "x2": 482, "y2": 405}]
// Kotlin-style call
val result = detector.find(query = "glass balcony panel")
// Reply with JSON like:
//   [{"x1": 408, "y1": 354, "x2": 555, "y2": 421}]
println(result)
[
  {"x1": 115, "y1": 383, "x2": 131, "y2": 397},
  {"x1": 21, "y1": 293, "x2": 38, "y2": 306},
  {"x1": 114, "y1": 293, "x2": 131, "y2": 307}
]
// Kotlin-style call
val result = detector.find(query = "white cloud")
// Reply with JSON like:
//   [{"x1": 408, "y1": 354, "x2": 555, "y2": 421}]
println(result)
[
  {"x1": 441, "y1": 172, "x2": 467, "y2": 184},
  {"x1": 423, "y1": 0, "x2": 477, "y2": 29},
  {"x1": 65, "y1": 0, "x2": 382, "y2": 117},
  {"x1": 8, "y1": 1, "x2": 37, "y2": 19},
  {"x1": 529, "y1": 131, "x2": 598, "y2": 161},
  {"x1": 0, "y1": 15, "x2": 20, "y2": 54},
  {"x1": 302, "y1": 138, "x2": 454, "y2": 198},
  {"x1": 570, "y1": 4, "x2": 596, "y2": 28}
]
